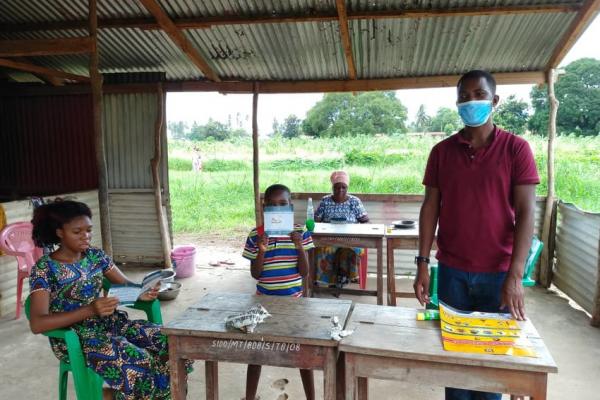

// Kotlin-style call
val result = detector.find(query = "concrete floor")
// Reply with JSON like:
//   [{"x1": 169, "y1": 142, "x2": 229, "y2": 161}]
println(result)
[{"x1": 1, "y1": 242, "x2": 599, "y2": 399}]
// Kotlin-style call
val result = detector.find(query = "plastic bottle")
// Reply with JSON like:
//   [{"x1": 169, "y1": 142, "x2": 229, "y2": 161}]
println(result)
[
  {"x1": 416, "y1": 309, "x2": 440, "y2": 321},
  {"x1": 426, "y1": 264, "x2": 439, "y2": 310},
  {"x1": 306, "y1": 197, "x2": 315, "y2": 232}
]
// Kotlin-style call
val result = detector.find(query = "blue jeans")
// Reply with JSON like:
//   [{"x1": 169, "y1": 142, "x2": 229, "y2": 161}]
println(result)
[{"x1": 438, "y1": 262, "x2": 507, "y2": 400}]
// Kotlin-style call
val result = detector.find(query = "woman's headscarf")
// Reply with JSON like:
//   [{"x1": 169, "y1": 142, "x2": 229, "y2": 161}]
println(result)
[{"x1": 330, "y1": 170, "x2": 349, "y2": 186}]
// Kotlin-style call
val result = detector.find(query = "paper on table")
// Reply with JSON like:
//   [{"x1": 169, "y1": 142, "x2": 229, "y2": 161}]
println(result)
[
  {"x1": 439, "y1": 302, "x2": 537, "y2": 358},
  {"x1": 107, "y1": 270, "x2": 173, "y2": 305}
]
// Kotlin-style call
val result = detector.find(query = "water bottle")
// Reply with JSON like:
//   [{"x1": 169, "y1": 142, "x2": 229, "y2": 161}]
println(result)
[
  {"x1": 306, "y1": 197, "x2": 315, "y2": 232},
  {"x1": 426, "y1": 264, "x2": 439, "y2": 310}
]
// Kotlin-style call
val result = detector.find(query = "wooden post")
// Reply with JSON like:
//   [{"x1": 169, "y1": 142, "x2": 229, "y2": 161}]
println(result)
[
  {"x1": 539, "y1": 69, "x2": 558, "y2": 287},
  {"x1": 252, "y1": 83, "x2": 262, "y2": 229},
  {"x1": 151, "y1": 84, "x2": 172, "y2": 268},
  {"x1": 89, "y1": 0, "x2": 112, "y2": 255}
]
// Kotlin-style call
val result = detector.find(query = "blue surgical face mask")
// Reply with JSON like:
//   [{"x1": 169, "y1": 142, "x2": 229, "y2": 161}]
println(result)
[{"x1": 457, "y1": 100, "x2": 493, "y2": 127}]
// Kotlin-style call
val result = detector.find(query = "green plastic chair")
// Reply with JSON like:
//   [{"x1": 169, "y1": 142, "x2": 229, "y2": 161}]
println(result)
[
  {"x1": 427, "y1": 236, "x2": 544, "y2": 308},
  {"x1": 25, "y1": 278, "x2": 162, "y2": 400}
]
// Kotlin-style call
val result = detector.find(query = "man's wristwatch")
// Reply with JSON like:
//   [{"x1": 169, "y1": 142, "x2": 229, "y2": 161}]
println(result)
[{"x1": 414, "y1": 256, "x2": 430, "y2": 265}]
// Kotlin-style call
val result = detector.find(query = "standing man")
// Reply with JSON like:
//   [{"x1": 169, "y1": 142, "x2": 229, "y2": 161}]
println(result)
[{"x1": 414, "y1": 70, "x2": 540, "y2": 400}]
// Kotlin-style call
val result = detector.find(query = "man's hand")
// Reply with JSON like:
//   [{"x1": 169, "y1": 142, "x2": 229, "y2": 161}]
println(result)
[
  {"x1": 290, "y1": 231, "x2": 303, "y2": 249},
  {"x1": 501, "y1": 274, "x2": 526, "y2": 320},
  {"x1": 257, "y1": 234, "x2": 269, "y2": 253},
  {"x1": 91, "y1": 295, "x2": 119, "y2": 317},
  {"x1": 413, "y1": 263, "x2": 430, "y2": 306}
]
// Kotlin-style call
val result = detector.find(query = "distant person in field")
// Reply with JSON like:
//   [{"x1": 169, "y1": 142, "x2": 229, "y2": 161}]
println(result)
[
  {"x1": 314, "y1": 171, "x2": 369, "y2": 288},
  {"x1": 192, "y1": 146, "x2": 202, "y2": 172},
  {"x1": 414, "y1": 70, "x2": 539, "y2": 400}
]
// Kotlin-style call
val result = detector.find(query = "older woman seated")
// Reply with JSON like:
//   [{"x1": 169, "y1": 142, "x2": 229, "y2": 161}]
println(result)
[{"x1": 314, "y1": 171, "x2": 369, "y2": 288}]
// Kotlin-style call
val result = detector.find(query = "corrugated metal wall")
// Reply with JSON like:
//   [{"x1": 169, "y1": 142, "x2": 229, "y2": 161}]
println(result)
[
  {"x1": 103, "y1": 92, "x2": 171, "y2": 264},
  {"x1": 293, "y1": 193, "x2": 546, "y2": 276},
  {"x1": 0, "y1": 190, "x2": 101, "y2": 317},
  {"x1": 0, "y1": 94, "x2": 98, "y2": 199},
  {"x1": 554, "y1": 202, "x2": 600, "y2": 314}
]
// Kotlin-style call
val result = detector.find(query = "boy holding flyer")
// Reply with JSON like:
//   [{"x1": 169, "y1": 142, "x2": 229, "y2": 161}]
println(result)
[{"x1": 242, "y1": 183, "x2": 315, "y2": 399}]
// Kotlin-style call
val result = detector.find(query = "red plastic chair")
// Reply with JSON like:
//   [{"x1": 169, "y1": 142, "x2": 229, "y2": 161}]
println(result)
[{"x1": 0, "y1": 222, "x2": 43, "y2": 319}]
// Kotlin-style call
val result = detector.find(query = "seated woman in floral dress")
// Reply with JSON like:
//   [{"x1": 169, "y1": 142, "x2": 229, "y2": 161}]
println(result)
[
  {"x1": 28, "y1": 200, "x2": 191, "y2": 400},
  {"x1": 314, "y1": 171, "x2": 370, "y2": 287}
]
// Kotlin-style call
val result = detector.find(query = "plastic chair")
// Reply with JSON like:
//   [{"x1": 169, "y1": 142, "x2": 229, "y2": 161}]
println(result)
[
  {"x1": 25, "y1": 279, "x2": 162, "y2": 400},
  {"x1": 427, "y1": 236, "x2": 544, "y2": 307},
  {"x1": 0, "y1": 221, "x2": 43, "y2": 319}
]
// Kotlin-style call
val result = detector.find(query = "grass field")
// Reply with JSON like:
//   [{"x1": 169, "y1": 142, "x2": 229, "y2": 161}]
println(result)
[{"x1": 168, "y1": 134, "x2": 600, "y2": 235}]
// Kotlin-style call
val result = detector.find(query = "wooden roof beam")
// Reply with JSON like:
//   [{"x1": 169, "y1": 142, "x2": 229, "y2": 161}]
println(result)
[
  {"x1": 138, "y1": 0, "x2": 220, "y2": 82},
  {"x1": 546, "y1": 0, "x2": 600, "y2": 68},
  {"x1": 14, "y1": 57, "x2": 64, "y2": 86},
  {"x1": 0, "y1": 58, "x2": 90, "y2": 82},
  {"x1": 0, "y1": 37, "x2": 95, "y2": 57},
  {"x1": 0, "y1": 4, "x2": 581, "y2": 32},
  {"x1": 336, "y1": 0, "x2": 357, "y2": 80}
]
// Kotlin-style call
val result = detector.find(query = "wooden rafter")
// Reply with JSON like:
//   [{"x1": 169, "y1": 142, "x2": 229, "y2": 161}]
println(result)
[
  {"x1": 336, "y1": 0, "x2": 357, "y2": 80},
  {"x1": 0, "y1": 4, "x2": 581, "y2": 33},
  {"x1": 0, "y1": 71, "x2": 545, "y2": 96},
  {"x1": 0, "y1": 58, "x2": 89, "y2": 82},
  {"x1": 0, "y1": 37, "x2": 94, "y2": 57},
  {"x1": 138, "y1": 0, "x2": 220, "y2": 82},
  {"x1": 13, "y1": 57, "x2": 64, "y2": 86},
  {"x1": 546, "y1": 0, "x2": 600, "y2": 68}
]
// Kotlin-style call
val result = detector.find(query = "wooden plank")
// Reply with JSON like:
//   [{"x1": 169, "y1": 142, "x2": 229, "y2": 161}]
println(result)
[
  {"x1": 335, "y1": 0, "x2": 357, "y2": 80},
  {"x1": 340, "y1": 305, "x2": 557, "y2": 374},
  {"x1": 89, "y1": 0, "x2": 112, "y2": 255},
  {"x1": 0, "y1": 58, "x2": 89, "y2": 82},
  {"x1": 252, "y1": 86, "x2": 262, "y2": 229},
  {"x1": 150, "y1": 84, "x2": 171, "y2": 268},
  {"x1": 163, "y1": 293, "x2": 352, "y2": 346},
  {"x1": 13, "y1": 57, "x2": 64, "y2": 86},
  {"x1": 138, "y1": 0, "x2": 220, "y2": 82},
  {"x1": 1, "y1": 5, "x2": 580, "y2": 33},
  {"x1": 546, "y1": 0, "x2": 600, "y2": 68},
  {"x1": 0, "y1": 37, "x2": 94, "y2": 57},
  {"x1": 540, "y1": 69, "x2": 558, "y2": 287},
  {"x1": 313, "y1": 223, "x2": 385, "y2": 237},
  {"x1": 592, "y1": 227, "x2": 600, "y2": 327}
]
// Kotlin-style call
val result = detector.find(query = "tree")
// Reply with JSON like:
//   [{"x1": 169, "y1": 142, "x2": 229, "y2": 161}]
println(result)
[
  {"x1": 414, "y1": 104, "x2": 431, "y2": 132},
  {"x1": 529, "y1": 58, "x2": 600, "y2": 136},
  {"x1": 281, "y1": 114, "x2": 302, "y2": 138},
  {"x1": 271, "y1": 118, "x2": 281, "y2": 137},
  {"x1": 168, "y1": 121, "x2": 188, "y2": 139},
  {"x1": 188, "y1": 118, "x2": 246, "y2": 141},
  {"x1": 302, "y1": 91, "x2": 408, "y2": 137},
  {"x1": 429, "y1": 107, "x2": 461, "y2": 134},
  {"x1": 494, "y1": 95, "x2": 529, "y2": 135}
]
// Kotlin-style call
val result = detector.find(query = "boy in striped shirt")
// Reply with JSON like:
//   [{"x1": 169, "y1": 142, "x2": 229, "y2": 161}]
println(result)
[{"x1": 242, "y1": 183, "x2": 315, "y2": 399}]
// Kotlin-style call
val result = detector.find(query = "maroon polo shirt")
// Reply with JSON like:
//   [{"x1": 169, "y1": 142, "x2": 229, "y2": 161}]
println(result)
[{"x1": 423, "y1": 126, "x2": 540, "y2": 273}]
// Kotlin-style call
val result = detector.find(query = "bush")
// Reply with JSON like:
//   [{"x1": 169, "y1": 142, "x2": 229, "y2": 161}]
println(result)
[
  {"x1": 169, "y1": 157, "x2": 192, "y2": 171},
  {"x1": 202, "y1": 159, "x2": 250, "y2": 172}
]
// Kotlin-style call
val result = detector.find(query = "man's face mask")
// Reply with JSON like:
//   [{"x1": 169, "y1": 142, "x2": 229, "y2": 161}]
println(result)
[{"x1": 457, "y1": 100, "x2": 493, "y2": 127}]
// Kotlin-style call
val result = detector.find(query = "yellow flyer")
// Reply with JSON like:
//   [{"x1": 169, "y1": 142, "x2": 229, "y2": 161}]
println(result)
[{"x1": 439, "y1": 302, "x2": 537, "y2": 358}]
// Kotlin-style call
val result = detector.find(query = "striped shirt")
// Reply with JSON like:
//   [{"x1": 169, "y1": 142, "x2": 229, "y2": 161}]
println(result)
[{"x1": 243, "y1": 225, "x2": 314, "y2": 297}]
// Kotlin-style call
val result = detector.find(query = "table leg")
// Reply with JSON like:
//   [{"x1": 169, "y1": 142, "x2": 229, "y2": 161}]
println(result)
[
  {"x1": 323, "y1": 347, "x2": 337, "y2": 400},
  {"x1": 205, "y1": 360, "x2": 219, "y2": 400},
  {"x1": 531, "y1": 374, "x2": 547, "y2": 400},
  {"x1": 344, "y1": 353, "x2": 356, "y2": 400},
  {"x1": 376, "y1": 239, "x2": 383, "y2": 305},
  {"x1": 336, "y1": 352, "x2": 345, "y2": 400},
  {"x1": 357, "y1": 377, "x2": 368, "y2": 400},
  {"x1": 386, "y1": 240, "x2": 396, "y2": 306},
  {"x1": 306, "y1": 248, "x2": 315, "y2": 297},
  {"x1": 168, "y1": 337, "x2": 187, "y2": 400}
]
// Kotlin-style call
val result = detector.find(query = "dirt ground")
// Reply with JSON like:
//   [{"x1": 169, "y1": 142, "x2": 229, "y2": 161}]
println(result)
[{"x1": 0, "y1": 240, "x2": 598, "y2": 399}]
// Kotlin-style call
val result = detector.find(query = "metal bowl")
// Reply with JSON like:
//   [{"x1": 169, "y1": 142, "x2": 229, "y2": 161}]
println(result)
[{"x1": 158, "y1": 281, "x2": 181, "y2": 301}]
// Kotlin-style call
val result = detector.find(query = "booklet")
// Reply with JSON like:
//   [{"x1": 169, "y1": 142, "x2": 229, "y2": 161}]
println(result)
[
  {"x1": 264, "y1": 205, "x2": 294, "y2": 237},
  {"x1": 107, "y1": 270, "x2": 174, "y2": 305}
]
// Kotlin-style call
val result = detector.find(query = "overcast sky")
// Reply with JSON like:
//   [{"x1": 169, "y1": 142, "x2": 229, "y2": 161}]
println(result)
[{"x1": 167, "y1": 16, "x2": 600, "y2": 134}]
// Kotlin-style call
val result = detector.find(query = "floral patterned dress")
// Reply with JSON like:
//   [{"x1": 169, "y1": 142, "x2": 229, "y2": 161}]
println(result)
[
  {"x1": 314, "y1": 194, "x2": 368, "y2": 286},
  {"x1": 29, "y1": 247, "x2": 191, "y2": 400}
]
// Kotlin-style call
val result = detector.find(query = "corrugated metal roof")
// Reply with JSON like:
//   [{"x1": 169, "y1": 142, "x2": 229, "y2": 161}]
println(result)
[{"x1": 0, "y1": 0, "x2": 587, "y2": 82}]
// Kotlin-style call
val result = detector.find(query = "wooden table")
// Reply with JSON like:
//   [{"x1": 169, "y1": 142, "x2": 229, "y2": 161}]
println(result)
[
  {"x1": 386, "y1": 226, "x2": 436, "y2": 306},
  {"x1": 310, "y1": 223, "x2": 385, "y2": 305},
  {"x1": 162, "y1": 292, "x2": 352, "y2": 400},
  {"x1": 340, "y1": 304, "x2": 558, "y2": 400}
]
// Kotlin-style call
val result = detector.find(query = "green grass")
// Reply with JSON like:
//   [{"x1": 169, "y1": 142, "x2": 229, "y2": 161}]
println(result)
[{"x1": 169, "y1": 135, "x2": 600, "y2": 235}]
